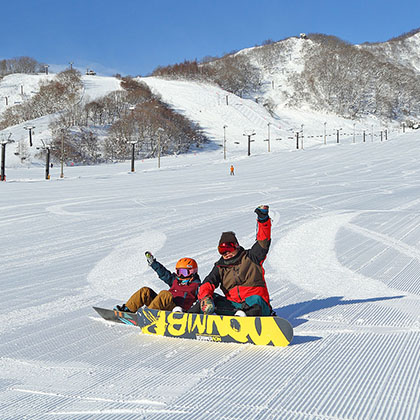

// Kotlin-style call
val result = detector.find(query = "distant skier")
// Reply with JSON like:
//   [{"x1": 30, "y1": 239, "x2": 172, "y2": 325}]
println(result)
[
  {"x1": 115, "y1": 253, "x2": 201, "y2": 313},
  {"x1": 197, "y1": 205, "x2": 272, "y2": 317},
  {"x1": 230, "y1": 165, "x2": 235, "y2": 176}
]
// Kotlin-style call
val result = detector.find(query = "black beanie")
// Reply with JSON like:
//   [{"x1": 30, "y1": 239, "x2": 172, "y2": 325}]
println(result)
[{"x1": 219, "y1": 231, "x2": 239, "y2": 245}]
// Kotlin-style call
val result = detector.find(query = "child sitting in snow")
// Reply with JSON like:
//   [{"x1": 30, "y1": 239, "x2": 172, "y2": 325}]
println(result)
[{"x1": 115, "y1": 252, "x2": 201, "y2": 313}]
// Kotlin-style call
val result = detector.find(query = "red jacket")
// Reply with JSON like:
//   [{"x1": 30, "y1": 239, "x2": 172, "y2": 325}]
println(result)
[
  {"x1": 169, "y1": 279, "x2": 200, "y2": 311},
  {"x1": 198, "y1": 219, "x2": 271, "y2": 304}
]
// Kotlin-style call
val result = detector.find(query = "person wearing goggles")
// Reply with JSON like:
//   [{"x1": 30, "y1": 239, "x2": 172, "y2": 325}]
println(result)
[
  {"x1": 115, "y1": 253, "x2": 200, "y2": 313},
  {"x1": 197, "y1": 205, "x2": 273, "y2": 317}
]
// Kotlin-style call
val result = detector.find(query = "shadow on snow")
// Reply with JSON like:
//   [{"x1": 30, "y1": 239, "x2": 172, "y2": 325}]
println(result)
[{"x1": 274, "y1": 295, "x2": 405, "y2": 346}]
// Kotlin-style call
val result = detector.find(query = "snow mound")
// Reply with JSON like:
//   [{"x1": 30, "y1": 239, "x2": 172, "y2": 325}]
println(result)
[
  {"x1": 271, "y1": 213, "x2": 403, "y2": 299},
  {"x1": 87, "y1": 230, "x2": 167, "y2": 299}
]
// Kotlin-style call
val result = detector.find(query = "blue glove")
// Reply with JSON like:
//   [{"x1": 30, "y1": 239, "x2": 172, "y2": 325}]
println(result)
[{"x1": 255, "y1": 205, "x2": 269, "y2": 222}]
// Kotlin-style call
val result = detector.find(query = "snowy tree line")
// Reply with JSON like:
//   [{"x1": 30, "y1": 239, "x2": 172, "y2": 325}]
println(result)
[
  {"x1": 152, "y1": 54, "x2": 262, "y2": 98},
  {"x1": 289, "y1": 34, "x2": 420, "y2": 120},
  {"x1": 0, "y1": 64, "x2": 207, "y2": 164},
  {"x1": 151, "y1": 33, "x2": 420, "y2": 121},
  {"x1": 0, "y1": 69, "x2": 83, "y2": 129},
  {"x1": 46, "y1": 77, "x2": 207, "y2": 165},
  {"x1": 0, "y1": 56, "x2": 46, "y2": 77},
  {"x1": 359, "y1": 28, "x2": 420, "y2": 76}
]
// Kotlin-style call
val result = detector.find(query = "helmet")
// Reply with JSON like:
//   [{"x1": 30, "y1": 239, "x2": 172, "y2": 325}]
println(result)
[{"x1": 175, "y1": 258, "x2": 198, "y2": 279}]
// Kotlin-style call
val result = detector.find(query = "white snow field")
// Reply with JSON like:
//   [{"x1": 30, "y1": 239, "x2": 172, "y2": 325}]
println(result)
[{"x1": 1, "y1": 127, "x2": 420, "y2": 419}]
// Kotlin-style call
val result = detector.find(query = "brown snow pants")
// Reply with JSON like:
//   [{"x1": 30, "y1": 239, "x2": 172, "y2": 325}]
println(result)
[{"x1": 125, "y1": 287, "x2": 176, "y2": 312}]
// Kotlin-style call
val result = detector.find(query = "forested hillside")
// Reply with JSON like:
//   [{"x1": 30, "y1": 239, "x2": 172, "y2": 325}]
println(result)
[
  {"x1": 152, "y1": 30, "x2": 420, "y2": 122},
  {"x1": 0, "y1": 70, "x2": 207, "y2": 165}
]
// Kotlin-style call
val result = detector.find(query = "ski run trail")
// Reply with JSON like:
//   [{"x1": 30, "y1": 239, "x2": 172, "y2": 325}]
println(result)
[
  {"x1": 1, "y1": 79, "x2": 420, "y2": 420},
  {"x1": 2, "y1": 132, "x2": 420, "y2": 420}
]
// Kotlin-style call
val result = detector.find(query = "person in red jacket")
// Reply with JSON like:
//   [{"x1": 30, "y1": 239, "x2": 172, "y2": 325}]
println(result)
[
  {"x1": 197, "y1": 205, "x2": 272, "y2": 317},
  {"x1": 115, "y1": 253, "x2": 201, "y2": 313}
]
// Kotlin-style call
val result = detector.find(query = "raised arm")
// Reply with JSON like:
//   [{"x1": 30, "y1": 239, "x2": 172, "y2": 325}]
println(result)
[
  {"x1": 145, "y1": 251, "x2": 175, "y2": 287},
  {"x1": 248, "y1": 206, "x2": 271, "y2": 264}
]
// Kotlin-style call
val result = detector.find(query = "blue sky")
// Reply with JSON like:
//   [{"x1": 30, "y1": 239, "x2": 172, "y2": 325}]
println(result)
[{"x1": 1, "y1": 0, "x2": 419, "y2": 76}]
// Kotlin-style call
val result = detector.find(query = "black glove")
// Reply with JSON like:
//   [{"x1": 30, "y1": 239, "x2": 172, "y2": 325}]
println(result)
[
  {"x1": 200, "y1": 297, "x2": 215, "y2": 315},
  {"x1": 255, "y1": 205, "x2": 269, "y2": 222}
]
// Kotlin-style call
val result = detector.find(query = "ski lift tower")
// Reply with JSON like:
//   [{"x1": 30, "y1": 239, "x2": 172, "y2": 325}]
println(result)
[
  {"x1": 128, "y1": 140, "x2": 138, "y2": 172},
  {"x1": 243, "y1": 130, "x2": 256, "y2": 156},
  {"x1": 37, "y1": 140, "x2": 54, "y2": 180},
  {"x1": 23, "y1": 125, "x2": 35, "y2": 147},
  {"x1": 1, "y1": 134, "x2": 15, "y2": 181}
]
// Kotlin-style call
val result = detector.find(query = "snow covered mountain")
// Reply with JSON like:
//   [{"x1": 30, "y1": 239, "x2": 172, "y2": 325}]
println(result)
[
  {"x1": 140, "y1": 76, "x2": 398, "y2": 155},
  {"x1": 359, "y1": 29, "x2": 420, "y2": 73},
  {"x1": 224, "y1": 30, "x2": 420, "y2": 121},
  {"x1": 1, "y1": 71, "x2": 401, "y2": 169}
]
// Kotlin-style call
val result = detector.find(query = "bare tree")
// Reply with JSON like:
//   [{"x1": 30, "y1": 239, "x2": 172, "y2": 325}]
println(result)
[
  {"x1": 210, "y1": 54, "x2": 262, "y2": 97},
  {"x1": 0, "y1": 56, "x2": 42, "y2": 76}
]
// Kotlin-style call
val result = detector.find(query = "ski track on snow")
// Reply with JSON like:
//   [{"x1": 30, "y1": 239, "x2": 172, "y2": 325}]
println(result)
[{"x1": 271, "y1": 212, "x2": 404, "y2": 299}]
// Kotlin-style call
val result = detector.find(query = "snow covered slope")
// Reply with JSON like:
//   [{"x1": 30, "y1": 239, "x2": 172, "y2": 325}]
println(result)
[
  {"x1": 2, "y1": 72, "x2": 397, "y2": 168},
  {"x1": 0, "y1": 73, "x2": 122, "y2": 116},
  {"x1": 1, "y1": 129, "x2": 420, "y2": 419},
  {"x1": 141, "y1": 76, "x2": 395, "y2": 154},
  {"x1": 0, "y1": 73, "x2": 123, "y2": 166},
  {"x1": 360, "y1": 30, "x2": 420, "y2": 74},
  {"x1": 205, "y1": 32, "x2": 420, "y2": 121},
  {"x1": 80, "y1": 74, "x2": 123, "y2": 102},
  {"x1": 0, "y1": 73, "x2": 55, "y2": 115}
]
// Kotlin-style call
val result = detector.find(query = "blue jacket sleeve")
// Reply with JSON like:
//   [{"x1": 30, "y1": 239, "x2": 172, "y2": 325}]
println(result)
[{"x1": 150, "y1": 260, "x2": 176, "y2": 287}]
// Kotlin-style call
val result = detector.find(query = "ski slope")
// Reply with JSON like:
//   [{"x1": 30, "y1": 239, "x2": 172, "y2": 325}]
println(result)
[
  {"x1": 1, "y1": 129, "x2": 420, "y2": 419},
  {"x1": 0, "y1": 74, "x2": 123, "y2": 165},
  {"x1": 0, "y1": 73, "x2": 122, "y2": 115},
  {"x1": 1, "y1": 73, "x2": 399, "y2": 169},
  {"x1": 141, "y1": 77, "x2": 397, "y2": 155}
]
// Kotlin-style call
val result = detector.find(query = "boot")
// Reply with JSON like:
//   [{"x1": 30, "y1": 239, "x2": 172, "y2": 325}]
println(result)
[
  {"x1": 114, "y1": 304, "x2": 131, "y2": 312},
  {"x1": 242, "y1": 303, "x2": 262, "y2": 317}
]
